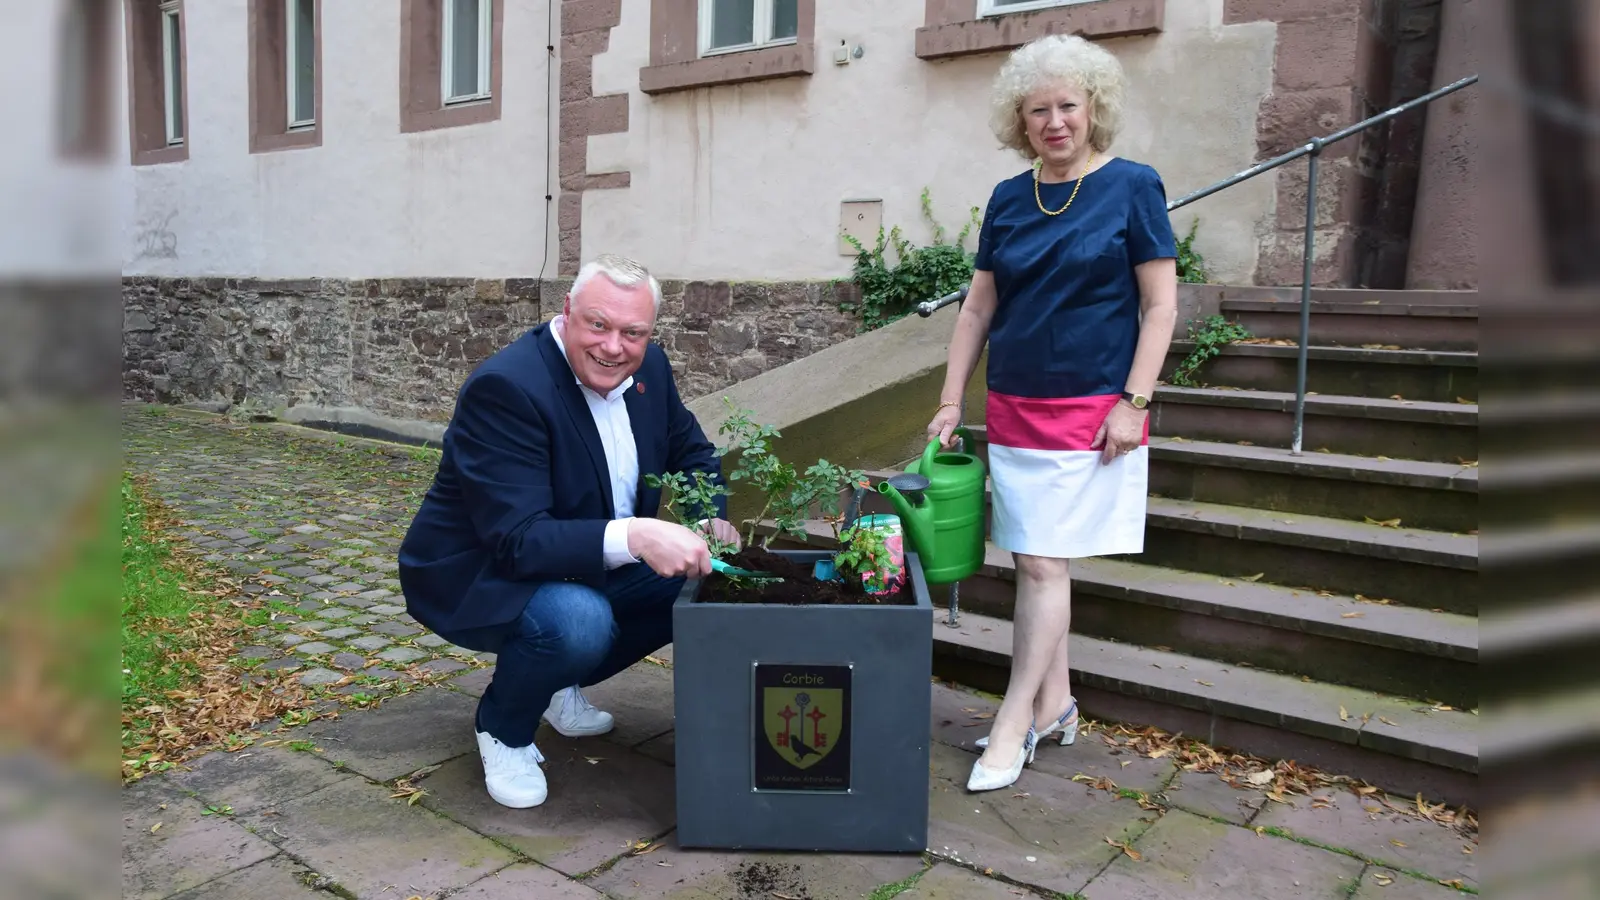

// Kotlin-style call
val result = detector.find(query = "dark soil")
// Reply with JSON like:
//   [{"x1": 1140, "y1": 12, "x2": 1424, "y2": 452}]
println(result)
[
  {"x1": 730, "y1": 861, "x2": 814, "y2": 900},
  {"x1": 702, "y1": 546, "x2": 914, "y2": 607}
]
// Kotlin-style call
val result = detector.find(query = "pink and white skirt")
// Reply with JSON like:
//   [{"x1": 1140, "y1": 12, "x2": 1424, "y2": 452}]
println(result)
[{"x1": 985, "y1": 391, "x2": 1148, "y2": 559}]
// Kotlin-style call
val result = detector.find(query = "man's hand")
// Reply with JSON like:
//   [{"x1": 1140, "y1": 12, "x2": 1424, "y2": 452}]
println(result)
[
  {"x1": 698, "y1": 518, "x2": 742, "y2": 552},
  {"x1": 627, "y1": 518, "x2": 712, "y2": 578}
]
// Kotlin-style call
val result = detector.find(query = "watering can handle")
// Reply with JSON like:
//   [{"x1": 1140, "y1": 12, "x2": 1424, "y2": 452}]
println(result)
[{"x1": 924, "y1": 426, "x2": 975, "y2": 465}]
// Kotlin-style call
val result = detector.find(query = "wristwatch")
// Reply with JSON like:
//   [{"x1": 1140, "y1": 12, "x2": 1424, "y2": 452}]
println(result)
[{"x1": 1121, "y1": 391, "x2": 1150, "y2": 410}]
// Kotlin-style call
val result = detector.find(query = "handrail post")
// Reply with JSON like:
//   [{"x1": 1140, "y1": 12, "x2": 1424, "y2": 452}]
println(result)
[{"x1": 1293, "y1": 138, "x2": 1323, "y2": 457}]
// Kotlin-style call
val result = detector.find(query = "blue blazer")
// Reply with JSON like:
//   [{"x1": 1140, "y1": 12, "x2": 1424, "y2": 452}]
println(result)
[{"x1": 398, "y1": 322, "x2": 726, "y2": 633}]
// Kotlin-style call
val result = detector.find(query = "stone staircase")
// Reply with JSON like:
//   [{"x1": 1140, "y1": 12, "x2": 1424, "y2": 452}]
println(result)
[{"x1": 767, "y1": 288, "x2": 1480, "y2": 807}]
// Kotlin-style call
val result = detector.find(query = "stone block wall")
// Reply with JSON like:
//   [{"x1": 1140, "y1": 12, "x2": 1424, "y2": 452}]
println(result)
[{"x1": 121, "y1": 276, "x2": 864, "y2": 426}]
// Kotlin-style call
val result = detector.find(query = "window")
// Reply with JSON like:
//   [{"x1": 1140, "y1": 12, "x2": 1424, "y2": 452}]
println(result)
[
  {"x1": 443, "y1": 0, "x2": 492, "y2": 103},
  {"x1": 979, "y1": 0, "x2": 1092, "y2": 15},
  {"x1": 699, "y1": 0, "x2": 798, "y2": 56},
  {"x1": 160, "y1": 0, "x2": 183, "y2": 145},
  {"x1": 286, "y1": 0, "x2": 316, "y2": 128},
  {"x1": 399, "y1": 0, "x2": 502, "y2": 132}
]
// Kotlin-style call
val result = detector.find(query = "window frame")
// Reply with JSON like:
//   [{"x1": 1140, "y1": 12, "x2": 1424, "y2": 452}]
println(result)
[
  {"x1": 441, "y1": 0, "x2": 493, "y2": 105},
  {"x1": 978, "y1": 0, "x2": 1095, "y2": 16},
  {"x1": 697, "y1": 0, "x2": 797, "y2": 58},
  {"x1": 285, "y1": 0, "x2": 316, "y2": 129},
  {"x1": 159, "y1": 0, "x2": 183, "y2": 146}
]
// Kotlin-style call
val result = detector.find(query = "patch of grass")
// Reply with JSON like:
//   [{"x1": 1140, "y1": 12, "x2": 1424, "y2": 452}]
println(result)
[
  {"x1": 120, "y1": 474, "x2": 318, "y2": 781},
  {"x1": 121, "y1": 474, "x2": 212, "y2": 721}
]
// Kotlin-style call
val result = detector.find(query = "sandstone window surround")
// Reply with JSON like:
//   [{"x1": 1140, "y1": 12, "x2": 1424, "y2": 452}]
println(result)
[
  {"x1": 123, "y1": 0, "x2": 189, "y2": 165},
  {"x1": 399, "y1": 0, "x2": 504, "y2": 133},
  {"x1": 639, "y1": 0, "x2": 816, "y2": 96},
  {"x1": 248, "y1": 0, "x2": 322, "y2": 154},
  {"x1": 915, "y1": 0, "x2": 1165, "y2": 61}
]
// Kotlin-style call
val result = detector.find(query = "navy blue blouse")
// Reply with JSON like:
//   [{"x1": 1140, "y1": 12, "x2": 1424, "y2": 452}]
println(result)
[{"x1": 975, "y1": 157, "x2": 1177, "y2": 400}]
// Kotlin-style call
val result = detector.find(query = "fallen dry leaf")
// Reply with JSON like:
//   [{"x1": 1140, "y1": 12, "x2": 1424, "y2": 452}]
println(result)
[
  {"x1": 1339, "y1": 706, "x2": 1350, "y2": 721},
  {"x1": 1342, "y1": 612, "x2": 1365, "y2": 619},
  {"x1": 1104, "y1": 837, "x2": 1142, "y2": 861},
  {"x1": 1246, "y1": 769, "x2": 1276, "y2": 786}
]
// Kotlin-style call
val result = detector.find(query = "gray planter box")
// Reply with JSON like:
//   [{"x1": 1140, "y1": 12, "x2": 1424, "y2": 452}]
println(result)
[{"x1": 672, "y1": 549, "x2": 934, "y2": 852}]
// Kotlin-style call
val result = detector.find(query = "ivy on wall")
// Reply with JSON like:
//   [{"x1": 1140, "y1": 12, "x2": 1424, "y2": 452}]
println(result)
[{"x1": 839, "y1": 188, "x2": 981, "y2": 332}]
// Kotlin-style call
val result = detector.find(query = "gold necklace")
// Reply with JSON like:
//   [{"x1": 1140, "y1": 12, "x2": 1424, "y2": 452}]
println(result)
[{"x1": 1034, "y1": 149, "x2": 1095, "y2": 216}]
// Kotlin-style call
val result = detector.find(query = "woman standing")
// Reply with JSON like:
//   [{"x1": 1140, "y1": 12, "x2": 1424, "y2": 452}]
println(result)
[{"x1": 926, "y1": 34, "x2": 1180, "y2": 793}]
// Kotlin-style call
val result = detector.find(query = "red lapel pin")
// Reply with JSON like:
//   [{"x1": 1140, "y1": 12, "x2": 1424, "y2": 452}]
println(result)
[{"x1": 636, "y1": 381, "x2": 645, "y2": 394}]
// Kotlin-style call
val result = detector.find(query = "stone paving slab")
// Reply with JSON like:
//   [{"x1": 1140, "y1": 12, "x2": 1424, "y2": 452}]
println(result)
[
  {"x1": 927, "y1": 742, "x2": 1154, "y2": 896},
  {"x1": 421, "y1": 734, "x2": 676, "y2": 877},
  {"x1": 448, "y1": 863, "x2": 605, "y2": 899},
  {"x1": 1082, "y1": 808, "x2": 1365, "y2": 899},
  {"x1": 292, "y1": 686, "x2": 479, "y2": 783},
  {"x1": 901, "y1": 862, "x2": 1033, "y2": 898},
  {"x1": 583, "y1": 836, "x2": 926, "y2": 900},
  {"x1": 122, "y1": 776, "x2": 281, "y2": 900},
  {"x1": 930, "y1": 683, "x2": 1178, "y2": 794},
  {"x1": 163, "y1": 856, "x2": 330, "y2": 899},
  {"x1": 1253, "y1": 790, "x2": 1478, "y2": 888},
  {"x1": 1162, "y1": 768, "x2": 1268, "y2": 825},
  {"x1": 1352, "y1": 868, "x2": 1475, "y2": 898},
  {"x1": 164, "y1": 744, "x2": 358, "y2": 816},
  {"x1": 581, "y1": 660, "x2": 677, "y2": 749},
  {"x1": 236, "y1": 777, "x2": 517, "y2": 899}
]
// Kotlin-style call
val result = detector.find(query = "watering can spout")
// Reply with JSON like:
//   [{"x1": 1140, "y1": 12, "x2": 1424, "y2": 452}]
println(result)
[{"x1": 878, "y1": 473, "x2": 934, "y2": 559}]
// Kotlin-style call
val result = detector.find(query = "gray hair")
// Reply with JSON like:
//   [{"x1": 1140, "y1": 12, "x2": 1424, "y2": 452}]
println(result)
[
  {"x1": 988, "y1": 34, "x2": 1127, "y2": 160},
  {"x1": 570, "y1": 253, "x2": 663, "y2": 313}
]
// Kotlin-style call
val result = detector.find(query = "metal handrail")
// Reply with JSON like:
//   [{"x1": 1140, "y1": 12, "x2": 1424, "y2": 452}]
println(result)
[
  {"x1": 917, "y1": 73, "x2": 1478, "y2": 624},
  {"x1": 916, "y1": 73, "x2": 1477, "y2": 456}
]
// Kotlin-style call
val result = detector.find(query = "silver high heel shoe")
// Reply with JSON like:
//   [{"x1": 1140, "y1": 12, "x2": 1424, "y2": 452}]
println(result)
[
  {"x1": 967, "y1": 725, "x2": 1036, "y2": 792},
  {"x1": 977, "y1": 697, "x2": 1078, "y2": 749}
]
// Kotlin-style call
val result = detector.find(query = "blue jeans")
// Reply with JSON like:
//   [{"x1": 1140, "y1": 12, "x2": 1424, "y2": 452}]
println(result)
[{"x1": 435, "y1": 563, "x2": 682, "y2": 747}]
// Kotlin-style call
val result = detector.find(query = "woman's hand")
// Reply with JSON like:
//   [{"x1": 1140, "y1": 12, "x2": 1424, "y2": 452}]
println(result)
[
  {"x1": 1091, "y1": 401, "x2": 1146, "y2": 465},
  {"x1": 926, "y1": 404, "x2": 963, "y2": 450}
]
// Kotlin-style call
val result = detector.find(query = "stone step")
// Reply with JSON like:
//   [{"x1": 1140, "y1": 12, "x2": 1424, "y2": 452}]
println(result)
[
  {"x1": 1482, "y1": 451, "x2": 1600, "y2": 529},
  {"x1": 1219, "y1": 297, "x2": 1478, "y2": 351},
  {"x1": 1148, "y1": 386, "x2": 1478, "y2": 463},
  {"x1": 1161, "y1": 340, "x2": 1478, "y2": 403},
  {"x1": 1195, "y1": 285, "x2": 1477, "y2": 307},
  {"x1": 880, "y1": 430, "x2": 1478, "y2": 533},
  {"x1": 1479, "y1": 391, "x2": 1600, "y2": 456},
  {"x1": 1481, "y1": 520, "x2": 1600, "y2": 613},
  {"x1": 930, "y1": 608, "x2": 1478, "y2": 807},
  {"x1": 1481, "y1": 593, "x2": 1600, "y2": 703},
  {"x1": 771, "y1": 519, "x2": 1476, "y2": 707},
  {"x1": 1138, "y1": 497, "x2": 1477, "y2": 615},
  {"x1": 1147, "y1": 437, "x2": 1478, "y2": 533}
]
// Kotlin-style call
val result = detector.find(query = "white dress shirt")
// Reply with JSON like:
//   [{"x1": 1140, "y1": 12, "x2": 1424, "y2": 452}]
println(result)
[{"x1": 551, "y1": 316, "x2": 641, "y2": 570}]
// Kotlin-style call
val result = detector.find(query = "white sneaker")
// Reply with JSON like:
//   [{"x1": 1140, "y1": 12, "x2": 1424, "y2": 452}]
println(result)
[
  {"x1": 542, "y1": 685, "x2": 614, "y2": 737},
  {"x1": 476, "y1": 730, "x2": 548, "y2": 808}
]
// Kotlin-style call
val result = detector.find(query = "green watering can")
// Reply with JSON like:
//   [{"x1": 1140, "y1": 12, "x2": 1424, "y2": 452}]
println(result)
[{"x1": 877, "y1": 429, "x2": 987, "y2": 586}]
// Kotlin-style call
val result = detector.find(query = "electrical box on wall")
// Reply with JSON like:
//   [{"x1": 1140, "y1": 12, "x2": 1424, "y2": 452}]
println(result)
[{"x1": 838, "y1": 199, "x2": 882, "y2": 255}]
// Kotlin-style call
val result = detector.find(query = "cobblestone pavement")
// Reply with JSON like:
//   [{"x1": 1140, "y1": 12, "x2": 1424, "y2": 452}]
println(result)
[{"x1": 121, "y1": 407, "x2": 1480, "y2": 900}]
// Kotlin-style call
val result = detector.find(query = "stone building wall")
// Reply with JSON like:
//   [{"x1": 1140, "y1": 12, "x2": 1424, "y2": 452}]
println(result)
[{"x1": 121, "y1": 276, "x2": 863, "y2": 427}]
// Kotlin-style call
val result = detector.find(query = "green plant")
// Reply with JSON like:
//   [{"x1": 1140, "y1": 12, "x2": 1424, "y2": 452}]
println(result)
[
  {"x1": 1175, "y1": 218, "x2": 1210, "y2": 284},
  {"x1": 1168, "y1": 314, "x2": 1251, "y2": 387},
  {"x1": 832, "y1": 522, "x2": 893, "y2": 592},
  {"x1": 716, "y1": 401, "x2": 867, "y2": 549},
  {"x1": 644, "y1": 469, "x2": 736, "y2": 558},
  {"x1": 841, "y1": 188, "x2": 981, "y2": 331}
]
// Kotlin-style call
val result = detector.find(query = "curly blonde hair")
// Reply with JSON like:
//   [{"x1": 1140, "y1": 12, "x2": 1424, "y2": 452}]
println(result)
[{"x1": 988, "y1": 34, "x2": 1127, "y2": 159}]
